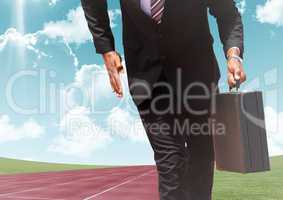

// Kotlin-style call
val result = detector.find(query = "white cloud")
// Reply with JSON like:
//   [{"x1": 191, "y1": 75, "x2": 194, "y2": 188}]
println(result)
[
  {"x1": 42, "y1": 6, "x2": 121, "y2": 45},
  {"x1": 60, "y1": 64, "x2": 112, "y2": 114},
  {"x1": 48, "y1": 107, "x2": 112, "y2": 157},
  {"x1": 0, "y1": 28, "x2": 48, "y2": 58},
  {"x1": 48, "y1": 0, "x2": 59, "y2": 6},
  {"x1": 107, "y1": 108, "x2": 147, "y2": 142},
  {"x1": 63, "y1": 39, "x2": 79, "y2": 67},
  {"x1": 256, "y1": 0, "x2": 283, "y2": 26},
  {"x1": 237, "y1": 0, "x2": 246, "y2": 15},
  {"x1": 31, "y1": 0, "x2": 59, "y2": 6},
  {"x1": 265, "y1": 106, "x2": 283, "y2": 156},
  {"x1": 50, "y1": 63, "x2": 147, "y2": 157},
  {"x1": 0, "y1": 27, "x2": 80, "y2": 67},
  {"x1": 74, "y1": 64, "x2": 112, "y2": 99},
  {"x1": 0, "y1": 115, "x2": 44, "y2": 143},
  {"x1": 108, "y1": 9, "x2": 122, "y2": 28},
  {"x1": 0, "y1": 28, "x2": 35, "y2": 51},
  {"x1": 0, "y1": 6, "x2": 121, "y2": 68},
  {"x1": 64, "y1": 62, "x2": 129, "y2": 111},
  {"x1": 42, "y1": 7, "x2": 91, "y2": 44}
]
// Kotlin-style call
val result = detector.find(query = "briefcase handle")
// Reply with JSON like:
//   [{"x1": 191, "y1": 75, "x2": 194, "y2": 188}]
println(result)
[{"x1": 229, "y1": 79, "x2": 241, "y2": 92}]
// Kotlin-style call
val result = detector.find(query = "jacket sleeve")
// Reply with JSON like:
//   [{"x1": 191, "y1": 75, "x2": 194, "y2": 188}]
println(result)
[
  {"x1": 208, "y1": 0, "x2": 244, "y2": 58},
  {"x1": 81, "y1": 0, "x2": 115, "y2": 54}
]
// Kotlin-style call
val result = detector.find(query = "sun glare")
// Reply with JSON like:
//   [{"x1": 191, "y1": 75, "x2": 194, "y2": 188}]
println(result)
[
  {"x1": 15, "y1": 0, "x2": 26, "y2": 67},
  {"x1": 15, "y1": 0, "x2": 25, "y2": 34}
]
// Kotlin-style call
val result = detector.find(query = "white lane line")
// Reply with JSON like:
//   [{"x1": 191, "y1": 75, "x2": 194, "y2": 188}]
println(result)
[
  {"x1": 83, "y1": 170, "x2": 155, "y2": 200},
  {"x1": 0, "y1": 176, "x2": 105, "y2": 197}
]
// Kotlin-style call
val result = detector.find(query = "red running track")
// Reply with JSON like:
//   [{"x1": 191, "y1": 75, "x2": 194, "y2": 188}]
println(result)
[{"x1": 0, "y1": 166, "x2": 159, "y2": 200}]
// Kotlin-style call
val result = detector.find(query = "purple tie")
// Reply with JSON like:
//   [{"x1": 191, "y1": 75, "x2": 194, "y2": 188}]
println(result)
[{"x1": 151, "y1": 0, "x2": 165, "y2": 24}]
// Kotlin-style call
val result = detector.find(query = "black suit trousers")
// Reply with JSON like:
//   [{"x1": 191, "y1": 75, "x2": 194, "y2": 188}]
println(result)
[{"x1": 137, "y1": 70, "x2": 215, "y2": 200}]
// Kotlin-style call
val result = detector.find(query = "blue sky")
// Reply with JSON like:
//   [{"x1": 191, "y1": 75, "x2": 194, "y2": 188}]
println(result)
[{"x1": 0, "y1": 0, "x2": 282, "y2": 165}]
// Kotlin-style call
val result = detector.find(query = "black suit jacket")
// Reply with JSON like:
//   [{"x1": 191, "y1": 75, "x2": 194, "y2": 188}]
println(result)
[{"x1": 81, "y1": 0, "x2": 244, "y2": 105}]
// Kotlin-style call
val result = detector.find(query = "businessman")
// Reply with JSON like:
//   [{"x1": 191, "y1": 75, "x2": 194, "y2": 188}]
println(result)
[{"x1": 81, "y1": 0, "x2": 246, "y2": 199}]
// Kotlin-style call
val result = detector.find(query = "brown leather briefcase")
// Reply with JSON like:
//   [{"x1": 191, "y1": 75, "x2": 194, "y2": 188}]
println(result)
[{"x1": 211, "y1": 81, "x2": 270, "y2": 173}]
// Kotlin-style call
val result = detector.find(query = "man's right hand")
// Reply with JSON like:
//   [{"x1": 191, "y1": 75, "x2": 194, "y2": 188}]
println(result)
[{"x1": 102, "y1": 51, "x2": 124, "y2": 98}]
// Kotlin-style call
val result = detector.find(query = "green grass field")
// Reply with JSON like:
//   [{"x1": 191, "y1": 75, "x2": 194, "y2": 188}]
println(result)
[
  {"x1": 0, "y1": 157, "x2": 102, "y2": 175},
  {"x1": 0, "y1": 156, "x2": 282, "y2": 199},
  {"x1": 213, "y1": 156, "x2": 283, "y2": 200}
]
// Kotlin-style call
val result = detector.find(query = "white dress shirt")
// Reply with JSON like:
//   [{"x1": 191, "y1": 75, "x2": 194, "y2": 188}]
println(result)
[{"x1": 140, "y1": 0, "x2": 151, "y2": 16}]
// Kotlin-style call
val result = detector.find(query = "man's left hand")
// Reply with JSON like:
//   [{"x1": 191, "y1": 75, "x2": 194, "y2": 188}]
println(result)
[
  {"x1": 227, "y1": 59, "x2": 246, "y2": 88},
  {"x1": 227, "y1": 48, "x2": 246, "y2": 88}
]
